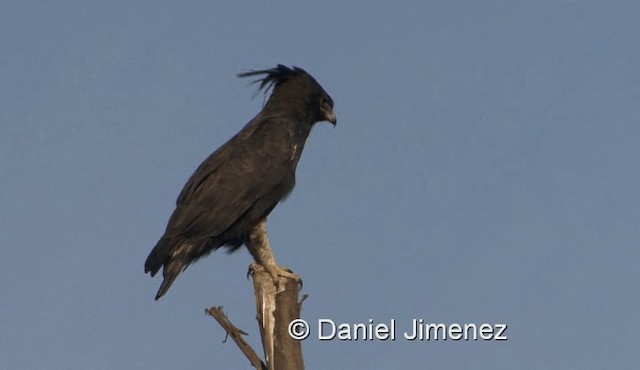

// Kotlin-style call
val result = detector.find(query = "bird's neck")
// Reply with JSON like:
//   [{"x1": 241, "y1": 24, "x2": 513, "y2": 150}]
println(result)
[{"x1": 264, "y1": 90, "x2": 316, "y2": 125}]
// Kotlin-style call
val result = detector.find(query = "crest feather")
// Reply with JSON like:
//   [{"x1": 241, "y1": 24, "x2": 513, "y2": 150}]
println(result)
[{"x1": 237, "y1": 64, "x2": 306, "y2": 95}]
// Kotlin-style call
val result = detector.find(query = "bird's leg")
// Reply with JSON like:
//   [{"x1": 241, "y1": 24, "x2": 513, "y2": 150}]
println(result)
[{"x1": 247, "y1": 218, "x2": 300, "y2": 293}]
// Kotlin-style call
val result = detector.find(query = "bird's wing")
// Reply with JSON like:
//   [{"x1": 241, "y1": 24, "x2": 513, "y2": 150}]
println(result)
[{"x1": 163, "y1": 115, "x2": 297, "y2": 239}]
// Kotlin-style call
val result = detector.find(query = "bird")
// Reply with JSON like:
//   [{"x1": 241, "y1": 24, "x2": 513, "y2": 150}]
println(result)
[{"x1": 144, "y1": 65, "x2": 336, "y2": 300}]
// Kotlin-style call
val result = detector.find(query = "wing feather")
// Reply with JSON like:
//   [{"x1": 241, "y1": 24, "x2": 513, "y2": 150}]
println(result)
[{"x1": 164, "y1": 114, "x2": 296, "y2": 240}]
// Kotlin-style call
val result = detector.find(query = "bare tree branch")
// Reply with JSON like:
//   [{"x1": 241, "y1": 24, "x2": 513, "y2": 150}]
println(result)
[
  {"x1": 206, "y1": 306, "x2": 267, "y2": 370},
  {"x1": 207, "y1": 264, "x2": 306, "y2": 370}
]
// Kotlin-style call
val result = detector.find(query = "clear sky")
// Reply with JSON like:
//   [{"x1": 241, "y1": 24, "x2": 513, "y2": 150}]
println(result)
[{"x1": 1, "y1": 1, "x2": 638, "y2": 369}]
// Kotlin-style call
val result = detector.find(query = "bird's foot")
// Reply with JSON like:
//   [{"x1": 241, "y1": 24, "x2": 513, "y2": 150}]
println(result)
[
  {"x1": 268, "y1": 265, "x2": 302, "y2": 294},
  {"x1": 250, "y1": 263, "x2": 302, "y2": 293},
  {"x1": 247, "y1": 262, "x2": 302, "y2": 294}
]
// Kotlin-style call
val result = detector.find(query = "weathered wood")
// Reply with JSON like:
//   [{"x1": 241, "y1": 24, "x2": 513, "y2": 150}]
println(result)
[
  {"x1": 208, "y1": 264, "x2": 306, "y2": 369},
  {"x1": 251, "y1": 263, "x2": 304, "y2": 370}
]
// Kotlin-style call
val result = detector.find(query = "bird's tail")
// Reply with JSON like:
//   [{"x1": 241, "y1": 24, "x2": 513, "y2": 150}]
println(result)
[
  {"x1": 145, "y1": 237, "x2": 192, "y2": 300},
  {"x1": 154, "y1": 257, "x2": 184, "y2": 300}
]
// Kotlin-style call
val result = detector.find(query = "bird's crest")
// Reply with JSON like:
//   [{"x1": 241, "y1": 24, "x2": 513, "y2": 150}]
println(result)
[{"x1": 238, "y1": 64, "x2": 306, "y2": 98}]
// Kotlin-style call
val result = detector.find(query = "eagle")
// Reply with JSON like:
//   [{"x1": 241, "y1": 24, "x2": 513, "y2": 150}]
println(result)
[{"x1": 144, "y1": 65, "x2": 336, "y2": 300}]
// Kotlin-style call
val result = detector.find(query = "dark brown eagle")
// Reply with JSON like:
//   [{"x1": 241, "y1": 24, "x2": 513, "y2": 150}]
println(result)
[{"x1": 144, "y1": 65, "x2": 336, "y2": 300}]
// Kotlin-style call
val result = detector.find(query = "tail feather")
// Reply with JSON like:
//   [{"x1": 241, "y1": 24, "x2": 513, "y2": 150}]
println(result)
[
  {"x1": 145, "y1": 238, "x2": 197, "y2": 300},
  {"x1": 145, "y1": 236, "x2": 181, "y2": 276},
  {"x1": 146, "y1": 237, "x2": 219, "y2": 300},
  {"x1": 154, "y1": 258, "x2": 184, "y2": 300}
]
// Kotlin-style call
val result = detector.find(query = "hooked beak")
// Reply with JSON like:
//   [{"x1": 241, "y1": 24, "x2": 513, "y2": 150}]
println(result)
[{"x1": 322, "y1": 107, "x2": 337, "y2": 126}]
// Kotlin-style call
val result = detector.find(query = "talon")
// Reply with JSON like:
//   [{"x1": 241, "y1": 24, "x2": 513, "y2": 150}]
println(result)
[
  {"x1": 274, "y1": 276, "x2": 286, "y2": 294},
  {"x1": 246, "y1": 264, "x2": 254, "y2": 280}
]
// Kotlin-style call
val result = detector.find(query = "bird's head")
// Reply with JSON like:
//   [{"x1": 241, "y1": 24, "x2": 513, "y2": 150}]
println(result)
[
  {"x1": 317, "y1": 91, "x2": 337, "y2": 126},
  {"x1": 238, "y1": 65, "x2": 337, "y2": 126}
]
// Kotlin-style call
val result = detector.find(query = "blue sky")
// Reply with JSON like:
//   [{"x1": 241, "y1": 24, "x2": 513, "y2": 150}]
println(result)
[{"x1": 1, "y1": 1, "x2": 638, "y2": 369}]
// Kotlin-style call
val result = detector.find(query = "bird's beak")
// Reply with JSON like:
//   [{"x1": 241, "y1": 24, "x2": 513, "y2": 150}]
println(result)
[{"x1": 322, "y1": 107, "x2": 337, "y2": 126}]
